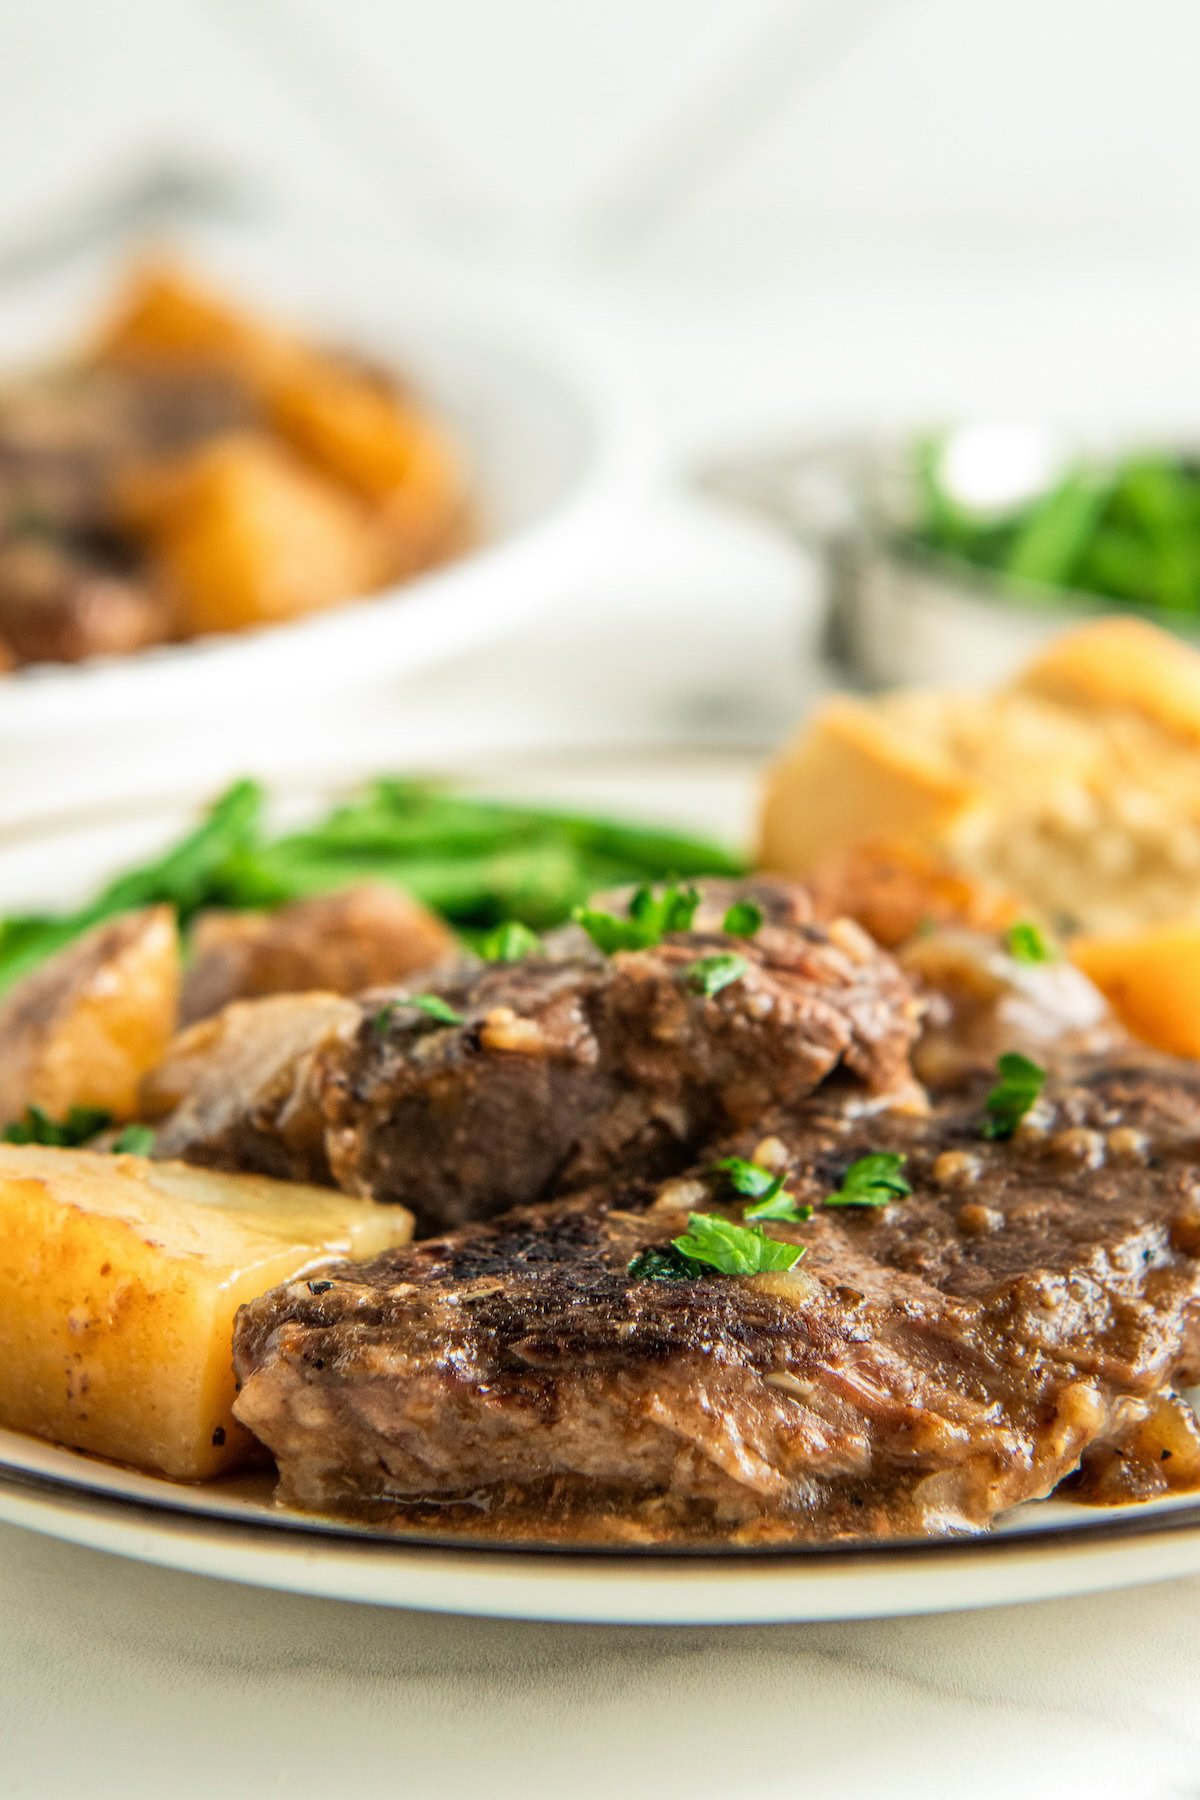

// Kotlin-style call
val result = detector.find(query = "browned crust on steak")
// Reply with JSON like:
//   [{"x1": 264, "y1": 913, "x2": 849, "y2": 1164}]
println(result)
[
  {"x1": 314, "y1": 880, "x2": 921, "y2": 1230},
  {"x1": 233, "y1": 1057, "x2": 1200, "y2": 1544}
]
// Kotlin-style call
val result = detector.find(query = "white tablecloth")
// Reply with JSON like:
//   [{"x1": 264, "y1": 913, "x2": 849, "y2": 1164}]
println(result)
[{"x1": 3, "y1": 1521, "x2": 1199, "y2": 1799}]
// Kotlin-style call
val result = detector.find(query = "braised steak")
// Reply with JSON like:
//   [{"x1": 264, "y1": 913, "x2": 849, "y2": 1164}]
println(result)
[
  {"x1": 312, "y1": 880, "x2": 919, "y2": 1231},
  {"x1": 233, "y1": 1056, "x2": 1200, "y2": 1543}
]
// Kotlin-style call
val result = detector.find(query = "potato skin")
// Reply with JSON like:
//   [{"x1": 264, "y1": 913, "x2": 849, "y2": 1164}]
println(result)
[
  {"x1": 0, "y1": 907, "x2": 179, "y2": 1126},
  {"x1": 180, "y1": 884, "x2": 456, "y2": 1024}
]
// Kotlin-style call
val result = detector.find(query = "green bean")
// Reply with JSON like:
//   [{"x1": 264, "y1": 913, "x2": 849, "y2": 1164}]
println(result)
[{"x1": 0, "y1": 776, "x2": 745, "y2": 993}]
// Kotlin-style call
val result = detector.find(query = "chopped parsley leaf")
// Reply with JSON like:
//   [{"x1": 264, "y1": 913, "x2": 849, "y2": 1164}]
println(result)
[
  {"x1": 573, "y1": 882, "x2": 700, "y2": 955},
  {"x1": 745, "y1": 1187, "x2": 813, "y2": 1223},
  {"x1": 686, "y1": 952, "x2": 747, "y2": 997},
  {"x1": 478, "y1": 920, "x2": 542, "y2": 963},
  {"x1": 1005, "y1": 920, "x2": 1057, "y2": 964},
  {"x1": 983, "y1": 1052, "x2": 1046, "y2": 1139},
  {"x1": 626, "y1": 1244, "x2": 699, "y2": 1282},
  {"x1": 480, "y1": 920, "x2": 542, "y2": 962},
  {"x1": 711, "y1": 1154, "x2": 811, "y2": 1222},
  {"x1": 375, "y1": 994, "x2": 465, "y2": 1032},
  {"x1": 710, "y1": 1155, "x2": 779, "y2": 1199},
  {"x1": 671, "y1": 1212, "x2": 806, "y2": 1275},
  {"x1": 2, "y1": 1104, "x2": 112, "y2": 1147},
  {"x1": 825, "y1": 1151, "x2": 912, "y2": 1208},
  {"x1": 722, "y1": 899, "x2": 763, "y2": 939},
  {"x1": 110, "y1": 1123, "x2": 156, "y2": 1156}
]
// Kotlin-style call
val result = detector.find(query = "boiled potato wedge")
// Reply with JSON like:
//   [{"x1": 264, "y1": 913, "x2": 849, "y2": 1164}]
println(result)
[
  {"x1": 0, "y1": 907, "x2": 179, "y2": 1127},
  {"x1": 120, "y1": 433, "x2": 385, "y2": 636},
  {"x1": 1071, "y1": 924, "x2": 1200, "y2": 1058},
  {"x1": 266, "y1": 349, "x2": 468, "y2": 571},
  {"x1": 90, "y1": 258, "x2": 285, "y2": 384},
  {"x1": 180, "y1": 884, "x2": 456, "y2": 1024},
  {"x1": 0, "y1": 1144, "x2": 412, "y2": 1478}
]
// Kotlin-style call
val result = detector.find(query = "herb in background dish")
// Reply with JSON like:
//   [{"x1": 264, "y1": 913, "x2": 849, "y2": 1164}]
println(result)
[
  {"x1": 825, "y1": 1152, "x2": 912, "y2": 1209},
  {"x1": 983, "y1": 1053, "x2": 1046, "y2": 1140},
  {"x1": 2, "y1": 1105, "x2": 112, "y2": 1147},
  {"x1": 912, "y1": 436, "x2": 1200, "y2": 619}
]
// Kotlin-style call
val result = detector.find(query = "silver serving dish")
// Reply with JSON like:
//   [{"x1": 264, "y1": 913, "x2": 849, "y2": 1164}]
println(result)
[{"x1": 703, "y1": 425, "x2": 1200, "y2": 689}]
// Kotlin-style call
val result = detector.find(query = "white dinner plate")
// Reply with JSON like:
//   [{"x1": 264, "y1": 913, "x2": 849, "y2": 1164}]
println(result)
[
  {"x1": 3, "y1": 754, "x2": 1200, "y2": 1624},
  {"x1": 0, "y1": 227, "x2": 647, "y2": 740}
]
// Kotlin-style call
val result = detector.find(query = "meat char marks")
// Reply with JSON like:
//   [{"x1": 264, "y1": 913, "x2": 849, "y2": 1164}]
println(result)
[
  {"x1": 234, "y1": 1058, "x2": 1200, "y2": 1543},
  {"x1": 158, "y1": 878, "x2": 921, "y2": 1232}
]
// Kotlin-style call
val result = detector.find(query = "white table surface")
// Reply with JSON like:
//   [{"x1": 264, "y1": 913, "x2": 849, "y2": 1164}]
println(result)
[{"x1": 3, "y1": 1520, "x2": 1200, "y2": 1800}]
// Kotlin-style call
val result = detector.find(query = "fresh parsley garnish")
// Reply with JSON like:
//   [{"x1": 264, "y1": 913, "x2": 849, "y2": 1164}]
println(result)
[
  {"x1": 711, "y1": 1155, "x2": 779, "y2": 1199},
  {"x1": 1005, "y1": 921, "x2": 1057, "y2": 964},
  {"x1": 110, "y1": 1123, "x2": 156, "y2": 1155},
  {"x1": 745, "y1": 1187, "x2": 812, "y2": 1223},
  {"x1": 710, "y1": 1154, "x2": 811, "y2": 1222},
  {"x1": 825, "y1": 1151, "x2": 912, "y2": 1208},
  {"x1": 626, "y1": 1245, "x2": 699, "y2": 1282},
  {"x1": 573, "y1": 882, "x2": 700, "y2": 954},
  {"x1": 479, "y1": 920, "x2": 542, "y2": 962},
  {"x1": 374, "y1": 994, "x2": 465, "y2": 1032},
  {"x1": 2, "y1": 1104, "x2": 112, "y2": 1147},
  {"x1": 671, "y1": 1212, "x2": 806, "y2": 1275},
  {"x1": 983, "y1": 1052, "x2": 1046, "y2": 1139},
  {"x1": 686, "y1": 953, "x2": 748, "y2": 997},
  {"x1": 628, "y1": 1210, "x2": 807, "y2": 1281},
  {"x1": 722, "y1": 900, "x2": 763, "y2": 939}
]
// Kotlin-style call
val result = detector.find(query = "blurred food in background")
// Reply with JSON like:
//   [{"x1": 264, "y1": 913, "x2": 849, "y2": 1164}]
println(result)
[
  {"x1": 912, "y1": 428, "x2": 1200, "y2": 618},
  {"x1": 717, "y1": 425, "x2": 1200, "y2": 689},
  {"x1": 761, "y1": 614, "x2": 1200, "y2": 1058},
  {"x1": 0, "y1": 260, "x2": 470, "y2": 669}
]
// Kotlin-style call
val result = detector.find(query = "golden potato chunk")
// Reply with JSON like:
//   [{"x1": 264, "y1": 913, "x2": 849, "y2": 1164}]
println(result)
[
  {"x1": 0, "y1": 1144, "x2": 412, "y2": 1478},
  {"x1": 266, "y1": 349, "x2": 469, "y2": 572},
  {"x1": 89, "y1": 258, "x2": 286, "y2": 384},
  {"x1": 180, "y1": 884, "x2": 456, "y2": 1024},
  {"x1": 119, "y1": 433, "x2": 385, "y2": 637},
  {"x1": 0, "y1": 908, "x2": 179, "y2": 1128},
  {"x1": 1071, "y1": 924, "x2": 1200, "y2": 1058}
]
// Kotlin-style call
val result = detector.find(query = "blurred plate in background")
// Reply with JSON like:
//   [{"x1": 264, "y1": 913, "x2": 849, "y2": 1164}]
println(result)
[{"x1": 0, "y1": 228, "x2": 648, "y2": 734}]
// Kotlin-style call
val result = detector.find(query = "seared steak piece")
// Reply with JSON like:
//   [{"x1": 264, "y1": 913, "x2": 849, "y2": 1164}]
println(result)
[
  {"x1": 179, "y1": 884, "x2": 456, "y2": 1025},
  {"x1": 314, "y1": 881, "x2": 921, "y2": 1229},
  {"x1": 234, "y1": 1057, "x2": 1200, "y2": 1543}
]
